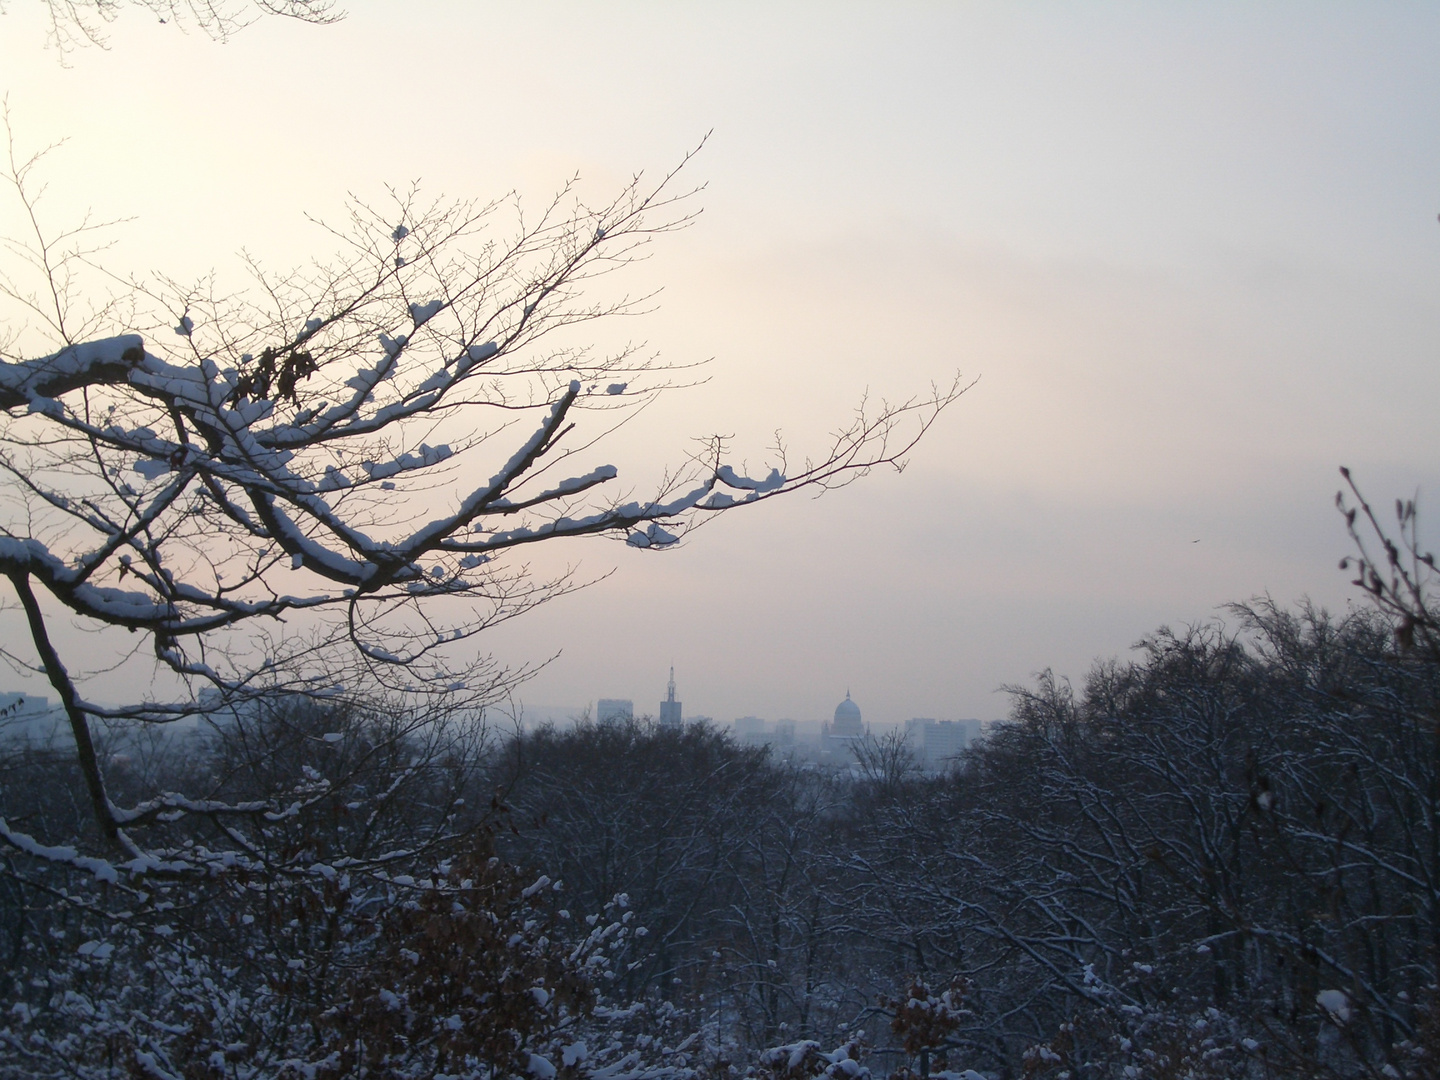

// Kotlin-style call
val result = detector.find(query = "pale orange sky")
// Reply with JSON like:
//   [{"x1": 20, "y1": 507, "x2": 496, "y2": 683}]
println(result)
[{"x1": 1, "y1": 2, "x2": 1437, "y2": 728}]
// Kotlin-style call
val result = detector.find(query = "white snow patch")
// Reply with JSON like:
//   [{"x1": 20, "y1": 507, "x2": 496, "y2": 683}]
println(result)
[
  {"x1": 716, "y1": 465, "x2": 785, "y2": 493},
  {"x1": 77, "y1": 940, "x2": 115, "y2": 960},
  {"x1": 1317, "y1": 989, "x2": 1351, "y2": 1023},
  {"x1": 132, "y1": 459, "x2": 172, "y2": 480},
  {"x1": 563, "y1": 1042, "x2": 588, "y2": 1067},
  {"x1": 410, "y1": 300, "x2": 444, "y2": 328}
]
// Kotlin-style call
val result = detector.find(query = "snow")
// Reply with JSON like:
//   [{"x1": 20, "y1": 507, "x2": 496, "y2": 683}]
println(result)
[
  {"x1": 1316, "y1": 989, "x2": 1351, "y2": 1022},
  {"x1": 400, "y1": 388, "x2": 580, "y2": 555},
  {"x1": 626, "y1": 522, "x2": 679, "y2": 548},
  {"x1": 716, "y1": 465, "x2": 786, "y2": 493},
  {"x1": 133, "y1": 459, "x2": 173, "y2": 480},
  {"x1": 26, "y1": 397, "x2": 60, "y2": 416},
  {"x1": 257, "y1": 495, "x2": 376, "y2": 581},
  {"x1": 0, "y1": 819, "x2": 118, "y2": 882},
  {"x1": 319, "y1": 465, "x2": 351, "y2": 492},
  {"x1": 233, "y1": 398, "x2": 275, "y2": 425},
  {"x1": 0, "y1": 334, "x2": 146, "y2": 407},
  {"x1": 606, "y1": 383, "x2": 627, "y2": 395},
  {"x1": 360, "y1": 443, "x2": 452, "y2": 483},
  {"x1": 410, "y1": 300, "x2": 444, "y2": 327},
  {"x1": 527, "y1": 1053, "x2": 558, "y2": 1079},
  {"x1": 109, "y1": 794, "x2": 270, "y2": 825},
  {"x1": 467, "y1": 341, "x2": 499, "y2": 363},
  {"x1": 487, "y1": 466, "x2": 619, "y2": 514}
]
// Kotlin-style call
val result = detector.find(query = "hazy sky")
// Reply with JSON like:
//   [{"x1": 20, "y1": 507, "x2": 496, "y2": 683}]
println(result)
[{"x1": 1, "y1": 2, "x2": 1437, "y2": 729}]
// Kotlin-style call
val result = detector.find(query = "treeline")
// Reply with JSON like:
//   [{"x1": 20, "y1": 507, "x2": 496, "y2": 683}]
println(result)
[
  {"x1": 1, "y1": 597, "x2": 1437, "y2": 1078},
  {"x1": 493, "y1": 600, "x2": 1440, "y2": 1078}
]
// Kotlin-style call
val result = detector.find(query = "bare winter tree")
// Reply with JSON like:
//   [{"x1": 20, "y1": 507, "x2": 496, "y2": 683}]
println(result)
[
  {"x1": 0, "y1": 132, "x2": 967, "y2": 876},
  {"x1": 16, "y1": 0, "x2": 340, "y2": 51},
  {"x1": 1338, "y1": 466, "x2": 1440, "y2": 664}
]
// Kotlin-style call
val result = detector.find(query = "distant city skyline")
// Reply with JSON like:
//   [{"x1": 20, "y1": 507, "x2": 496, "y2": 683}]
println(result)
[{"x1": 547, "y1": 672, "x2": 986, "y2": 739}]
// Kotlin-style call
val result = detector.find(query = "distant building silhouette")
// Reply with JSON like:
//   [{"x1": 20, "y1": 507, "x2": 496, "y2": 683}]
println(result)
[
  {"x1": 821, "y1": 691, "x2": 866, "y2": 761},
  {"x1": 831, "y1": 691, "x2": 863, "y2": 738},
  {"x1": 659, "y1": 667, "x2": 682, "y2": 728},
  {"x1": 596, "y1": 698, "x2": 633, "y2": 722},
  {"x1": 906, "y1": 717, "x2": 979, "y2": 770},
  {"x1": 772, "y1": 718, "x2": 796, "y2": 750},
  {"x1": 0, "y1": 692, "x2": 65, "y2": 743},
  {"x1": 733, "y1": 715, "x2": 766, "y2": 745}
]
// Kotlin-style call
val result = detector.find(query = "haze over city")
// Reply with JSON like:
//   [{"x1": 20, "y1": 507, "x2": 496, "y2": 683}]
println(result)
[
  {"x1": 1, "y1": 2, "x2": 1436, "y2": 728},
  {"x1": 6, "y1": 5, "x2": 1440, "y2": 1077}
]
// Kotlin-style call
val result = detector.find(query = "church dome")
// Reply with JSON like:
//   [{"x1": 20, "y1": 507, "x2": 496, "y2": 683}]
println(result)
[{"x1": 832, "y1": 691, "x2": 862, "y2": 736}]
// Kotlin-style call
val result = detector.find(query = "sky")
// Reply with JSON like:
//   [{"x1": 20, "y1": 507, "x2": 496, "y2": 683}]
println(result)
[{"x1": 0, "y1": 1, "x2": 1437, "y2": 730}]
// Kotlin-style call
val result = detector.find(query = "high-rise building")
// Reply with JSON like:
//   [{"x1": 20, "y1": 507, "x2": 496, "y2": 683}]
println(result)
[
  {"x1": 659, "y1": 667, "x2": 682, "y2": 728},
  {"x1": 0, "y1": 692, "x2": 64, "y2": 743},
  {"x1": 597, "y1": 698, "x2": 633, "y2": 722},
  {"x1": 733, "y1": 715, "x2": 765, "y2": 740},
  {"x1": 906, "y1": 717, "x2": 977, "y2": 770}
]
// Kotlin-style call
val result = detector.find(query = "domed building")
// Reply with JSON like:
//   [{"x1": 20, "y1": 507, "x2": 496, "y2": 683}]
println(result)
[{"x1": 831, "y1": 691, "x2": 863, "y2": 738}]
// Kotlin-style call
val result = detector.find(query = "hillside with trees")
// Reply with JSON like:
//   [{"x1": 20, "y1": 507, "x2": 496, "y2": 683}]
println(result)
[
  {"x1": 4, "y1": 511, "x2": 1438, "y2": 1078},
  {"x1": 0, "y1": 8, "x2": 1434, "y2": 1076}
]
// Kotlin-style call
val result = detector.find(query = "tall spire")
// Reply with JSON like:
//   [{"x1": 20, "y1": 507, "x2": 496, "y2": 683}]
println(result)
[{"x1": 660, "y1": 666, "x2": 682, "y2": 728}]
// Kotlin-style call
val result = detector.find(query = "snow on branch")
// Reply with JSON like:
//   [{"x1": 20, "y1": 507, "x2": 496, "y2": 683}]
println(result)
[
  {"x1": 0, "y1": 136, "x2": 966, "y2": 873},
  {"x1": 0, "y1": 818, "x2": 119, "y2": 883},
  {"x1": 0, "y1": 335, "x2": 146, "y2": 410}
]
